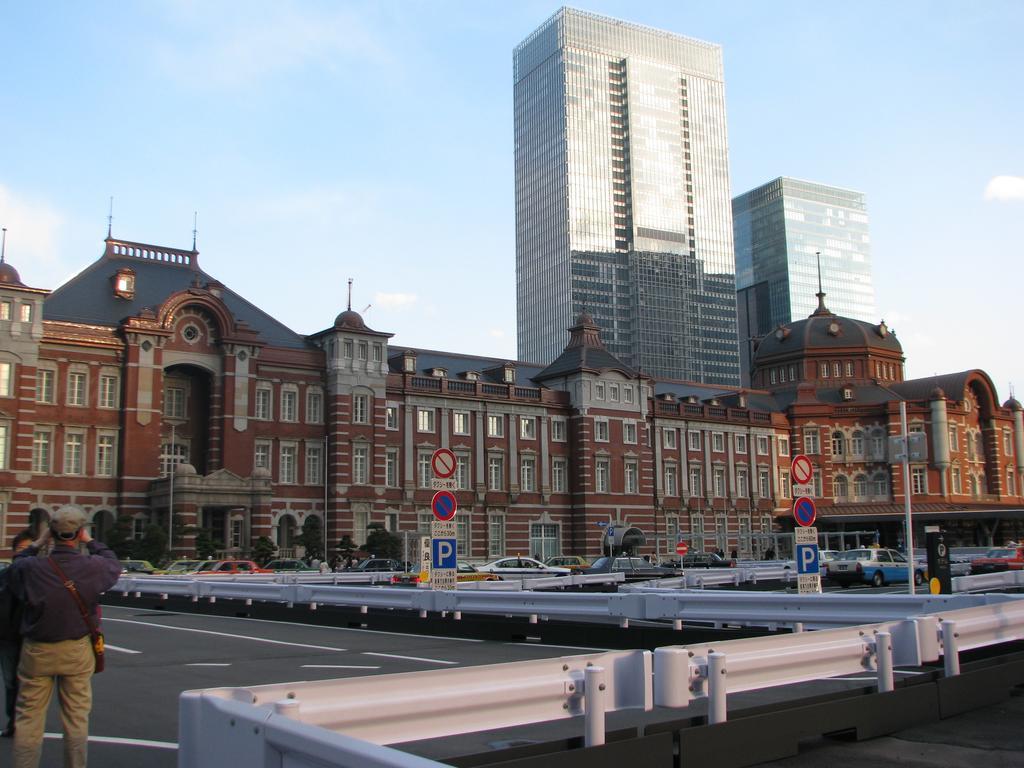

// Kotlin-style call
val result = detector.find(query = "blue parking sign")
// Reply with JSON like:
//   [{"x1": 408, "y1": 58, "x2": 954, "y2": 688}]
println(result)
[
  {"x1": 796, "y1": 543, "x2": 820, "y2": 575},
  {"x1": 431, "y1": 538, "x2": 457, "y2": 569}
]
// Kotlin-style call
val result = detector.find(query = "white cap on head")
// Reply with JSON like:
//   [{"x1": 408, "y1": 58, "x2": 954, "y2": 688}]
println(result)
[{"x1": 50, "y1": 504, "x2": 88, "y2": 540}]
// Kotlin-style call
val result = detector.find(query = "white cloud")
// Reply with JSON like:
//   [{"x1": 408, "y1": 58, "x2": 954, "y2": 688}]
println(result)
[
  {"x1": 374, "y1": 291, "x2": 418, "y2": 310},
  {"x1": 0, "y1": 185, "x2": 64, "y2": 284},
  {"x1": 983, "y1": 175, "x2": 1024, "y2": 202}
]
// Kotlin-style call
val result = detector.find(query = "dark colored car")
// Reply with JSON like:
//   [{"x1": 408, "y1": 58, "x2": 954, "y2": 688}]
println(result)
[
  {"x1": 584, "y1": 556, "x2": 678, "y2": 580},
  {"x1": 679, "y1": 552, "x2": 736, "y2": 568}
]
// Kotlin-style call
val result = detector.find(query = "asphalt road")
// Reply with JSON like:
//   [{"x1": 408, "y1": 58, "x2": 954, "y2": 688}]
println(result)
[
  {"x1": 0, "y1": 604, "x2": 604, "y2": 768},
  {"x1": 0, "y1": 581, "x2": 1002, "y2": 767}
]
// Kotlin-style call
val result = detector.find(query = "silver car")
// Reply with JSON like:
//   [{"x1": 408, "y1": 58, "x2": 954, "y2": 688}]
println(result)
[{"x1": 476, "y1": 556, "x2": 570, "y2": 577}]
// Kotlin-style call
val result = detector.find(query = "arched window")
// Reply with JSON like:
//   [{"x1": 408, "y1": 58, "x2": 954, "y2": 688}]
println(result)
[
  {"x1": 854, "y1": 474, "x2": 868, "y2": 497},
  {"x1": 872, "y1": 472, "x2": 889, "y2": 498},
  {"x1": 970, "y1": 475, "x2": 980, "y2": 497},
  {"x1": 832, "y1": 431, "x2": 845, "y2": 456},
  {"x1": 833, "y1": 475, "x2": 848, "y2": 499},
  {"x1": 871, "y1": 429, "x2": 886, "y2": 458},
  {"x1": 974, "y1": 432, "x2": 985, "y2": 460},
  {"x1": 851, "y1": 430, "x2": 864, "y2": 456}
]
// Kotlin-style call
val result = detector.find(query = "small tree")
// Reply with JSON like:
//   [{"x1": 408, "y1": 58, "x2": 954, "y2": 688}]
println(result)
[
  {"x1": 134, "y1": 524, "x2": 168, "y2": 564},
  {"x1": 336, "y1": 534, "x2": 356, "y2": 557},
  {"x1": 252, "y1": 536, "x2": 277, "y2": 565},
  {"x1": 297, "y1": 516, "x2": 324, "y2": 562},
  {"x1": 364, "y1": 523, "x2": 401, "y2": 559},
  {"x1": 193, "y1": 529, "x2": 222, "y2": 559},
  {"x1": 106, "y1": 514, "x2": 136, "y2": 559}
]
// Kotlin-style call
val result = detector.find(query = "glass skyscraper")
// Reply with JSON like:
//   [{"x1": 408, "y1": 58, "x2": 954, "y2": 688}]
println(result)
[
  {"x1": 733, "y1": 177, "x2": 877, "y2": 384},
  {"x1": 514, "y1": 8, "x2": 740, "y2": 384}
]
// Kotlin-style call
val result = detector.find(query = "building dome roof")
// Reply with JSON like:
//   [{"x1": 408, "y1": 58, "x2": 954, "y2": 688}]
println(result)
[
  {"x1": 753, "y1": 310, "x2": 902, "y2": 365},
  {"x1": 333, "y1": 309, "x2": 367, "y2": 330},
  {"x1": 0, "y1": 261, "x2": 23, "y2": 286}
]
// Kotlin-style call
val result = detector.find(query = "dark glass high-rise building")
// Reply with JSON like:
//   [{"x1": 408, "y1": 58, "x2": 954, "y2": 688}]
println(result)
[
  {"x1": 514, "y1": 8, "x2": 740, "y2": 384},
  {"x1": 734, "y1": 177, "x2": 876, "y2": 325},
  {"x1": 733, "y1": 177, "x2": 877, "y2": 382}
]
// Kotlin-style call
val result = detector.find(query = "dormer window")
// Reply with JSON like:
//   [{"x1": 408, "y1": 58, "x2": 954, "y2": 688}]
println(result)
[
  {"x1": 503, "y1": 364, "x2": 515, "y2": 384},
  {"x1": 402, "y1": 351, "x2": 416, "y2": 373},
  {"x1": 113, "y1": 268, "x2": 136, "y2": 300},
  {"x1": 430, "y1": 367, "x2": 447, "y2": 378},
  {"x1": 463, "y1": 371, "x2": 480, "y2": 382}
]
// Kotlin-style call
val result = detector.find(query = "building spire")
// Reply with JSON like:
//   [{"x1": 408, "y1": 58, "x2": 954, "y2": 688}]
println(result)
[
  {"x1": 107, "y1": 197, "x2": 114, "y2": 239},
  {"x1": 347, "y1": 278, "x2": 353, "y2": 311},
  {"x1": 1, "y1": 227, "x2": 6, "y2": 264},
  {"x1": 812, "y1": 250, "x2": 831, "y2": 316},
  {"x1": 192, "y1": 211, "x2": 198, "y2": 252}
]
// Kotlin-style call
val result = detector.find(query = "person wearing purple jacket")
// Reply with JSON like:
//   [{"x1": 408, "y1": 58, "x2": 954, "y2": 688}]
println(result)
[{"x1": 9, "y1": 505, "x2": 121, "y2": 768}]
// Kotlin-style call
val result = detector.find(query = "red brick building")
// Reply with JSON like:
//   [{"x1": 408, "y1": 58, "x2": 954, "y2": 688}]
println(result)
[{"x1": 1, "y1": 237, "x2": 1021, "y2": 560}]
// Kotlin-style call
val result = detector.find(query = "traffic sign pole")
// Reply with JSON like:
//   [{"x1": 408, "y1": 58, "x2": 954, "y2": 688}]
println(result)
[{"x1": 795, "y1": 526, "x2": 821, "y2": 594}]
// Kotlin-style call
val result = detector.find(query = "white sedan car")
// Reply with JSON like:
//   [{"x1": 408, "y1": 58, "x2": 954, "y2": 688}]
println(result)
[{"x1": 476, "y1": 556, "x2": 571, "y2": 577}]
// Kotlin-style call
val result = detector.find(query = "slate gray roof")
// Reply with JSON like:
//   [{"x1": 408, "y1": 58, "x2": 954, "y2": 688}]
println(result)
[
  {"x1": 533, "y1": 313, "x2": 637, "y2": 382},
  {"x1": 387, "y1": 348, "x2": 547, "y2": 388},
  {"x1": 754, "y1": 308, "x2": 902, "y2": 362},
  {"x1": 888, "y1": 371, "x2": 989, "y2": 403},
  {"x1": 44, "y1": 244, "x2": 309, "y2": 350}
]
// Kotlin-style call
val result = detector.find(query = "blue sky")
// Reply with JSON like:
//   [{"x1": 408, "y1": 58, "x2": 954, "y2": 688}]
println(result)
[{"x1": 2, "y1": 1, "x2": 1022, "y2": 398}]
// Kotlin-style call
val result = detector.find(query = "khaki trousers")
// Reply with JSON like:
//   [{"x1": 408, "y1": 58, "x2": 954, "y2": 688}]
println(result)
[{"x1": 14, "y1": 636, "x2": 94, "y2": 768}]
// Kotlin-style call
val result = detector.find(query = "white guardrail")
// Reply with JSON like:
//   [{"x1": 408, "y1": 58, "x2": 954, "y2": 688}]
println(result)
[
  {"x1": 114, "y1": 576, "x2": 1021, "y2": 630},
  {"x1": 952, "y1": 570, "x2": 1024, "y2": 593},
  {"x1": 178, "y1": 599, "x2": 1024, "y2": 766}
]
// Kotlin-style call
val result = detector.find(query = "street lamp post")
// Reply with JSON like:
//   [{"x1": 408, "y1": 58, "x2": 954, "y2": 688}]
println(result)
[{"x1": 168, "y1": 422, "x2": 176, "y2": 561}]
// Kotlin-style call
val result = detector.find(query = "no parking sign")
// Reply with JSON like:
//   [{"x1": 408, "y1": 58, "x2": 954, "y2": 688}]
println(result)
[{"x1": 792, "y1": 496, "x2": 817, "y2": 527}]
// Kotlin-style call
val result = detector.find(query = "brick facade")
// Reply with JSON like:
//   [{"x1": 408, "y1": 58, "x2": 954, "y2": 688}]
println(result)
[{"x1": 1, "y1": 238, "x2": 1022, "y2": 560}]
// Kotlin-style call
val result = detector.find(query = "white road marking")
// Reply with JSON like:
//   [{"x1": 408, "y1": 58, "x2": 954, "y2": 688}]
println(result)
[
  {"x1": 301, "y1": 664, "x2": 381, "y2": 669},
  {"x1": 364, "y1": 652, "x2": 457, "y2": 665},
  {"x1": 102, "y1": 604, "x2": 485, "y2": 642},
  {"x1": 44, "y1": 732, "x2": 177, "y2": 750},
  {"x1": 503, "y1": 642, "x2": 611, "y2": 652},
  {"x1": 104, "y1": 618, "x2": 348, "y2": 652},
  {"x1": 104, "y1": 643, "x2": 142, "y2": 654},
  {"x1": 186, "y1": 663, "x2": 232, "y2": 667}
]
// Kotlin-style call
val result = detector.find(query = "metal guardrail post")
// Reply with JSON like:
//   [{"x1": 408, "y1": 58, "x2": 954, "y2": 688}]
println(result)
[
  {"x1": 875, "y1": 631, "x2": 894, "y2": 693},
  {"x1": 584, "y1": 665, "x2": 606, "y2": 747},
  {"x1": 708, "y1": 652, "x2": 727, "y2": 724},
  {"x1": 274, "y1": 699, "x2": 300, "y2": 718},
  {"x1": 653, "y1": 647, "x2": 691, "y2": 708},
  {"x1": 942, "y1": 619, "x2": 961, "y2": 676}
]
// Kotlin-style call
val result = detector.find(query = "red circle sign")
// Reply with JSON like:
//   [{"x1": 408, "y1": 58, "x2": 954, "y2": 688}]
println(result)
[
  {"x1": 676, "y1": 541, "x2": 689, "y2": 556},
  {"x1": 431, "y1": 448, "x2": 457, "y2": 479},
  {"x1": 431, "y1": 490, "x2": 458, "y2": 521},
  {"x1": 791, "y1": 454, "x2": 814, "y2": 485},
  {"x1": 793, "y1": 496, "x2": 817, "y2": 527}
]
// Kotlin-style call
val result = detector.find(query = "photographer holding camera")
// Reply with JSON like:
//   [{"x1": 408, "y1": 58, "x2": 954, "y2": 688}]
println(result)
[{"x1": 9, "y1": 505, "x2": 121, "y2": 768}]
